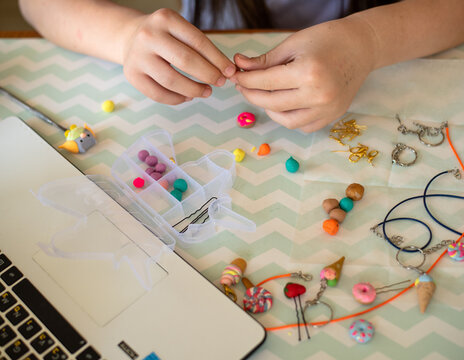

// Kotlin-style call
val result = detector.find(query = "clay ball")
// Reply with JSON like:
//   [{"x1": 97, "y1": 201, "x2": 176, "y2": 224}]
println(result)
[
  {"x1": 322, "y1": 198, "x2": 339, "y2": 214},
  {"x1": 329, "y1": 208, "x2": 346, "y2": 223},
  {"x1": 346, "y1": 183, "x2": 365, "y2": 201}
]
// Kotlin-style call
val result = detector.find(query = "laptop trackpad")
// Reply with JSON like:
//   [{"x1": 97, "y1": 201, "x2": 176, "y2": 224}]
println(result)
[{"x1": 33, "y1": 211, "x2": 168, "y2": 326}]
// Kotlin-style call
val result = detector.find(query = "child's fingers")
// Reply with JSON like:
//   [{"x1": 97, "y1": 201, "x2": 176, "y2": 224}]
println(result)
[
  {"x1": 235, "y1": 85, "x2": 306, "y2": 113},
  {"x1": 167, "y1": 12, "x2": 236, "y2": 78},
  {"x1": 128, "y1": 72, "x2": 190, "y2": 105},
  {"x1": 231, "y1": 64, "x2": 299, "y2": 91},
  {"x1": 264, "y1": 108, "x2": 322, "y2": 130},
  {"x1": 145, "y1": 56, "x2": 212, "y2": 98},
  {"x1": 233, "y1": 46, "x2": 291, "y2": 71},
  {"x1": 154, "y1": 35, "x2": 226, "y2": 87}
]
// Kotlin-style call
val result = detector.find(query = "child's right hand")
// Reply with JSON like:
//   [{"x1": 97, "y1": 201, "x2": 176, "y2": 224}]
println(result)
[{"x1": 122, "y1": 8, "x2": 236, "y2": 105}]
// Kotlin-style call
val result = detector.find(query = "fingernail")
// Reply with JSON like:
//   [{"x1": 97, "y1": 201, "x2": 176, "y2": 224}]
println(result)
[
  {"x1": 215, "y1": 76, "x2": 226, "y2": 87},
  {"x1": 237, "y1": 53, "x2": 249, "y2": 60},
  {"x1": 202, "y1": 87, "x2": 212, "y2": 97},
  {"x1": 224, "y1": 65, "x2": 236, "y2": 77}
]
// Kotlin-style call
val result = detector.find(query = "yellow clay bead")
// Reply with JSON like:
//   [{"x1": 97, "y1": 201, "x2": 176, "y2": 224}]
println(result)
[
  {"x1": 233, "y1": 148, "x2": 246, "y2": 162},
  {"x1": 101, "y1": 100, "x2": 115, "y2": 113}
]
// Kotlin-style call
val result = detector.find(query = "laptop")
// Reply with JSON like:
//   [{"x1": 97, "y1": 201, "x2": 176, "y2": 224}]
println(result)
[{"x1": 0, "y1": 116, "x2": 266, "y2": 360}]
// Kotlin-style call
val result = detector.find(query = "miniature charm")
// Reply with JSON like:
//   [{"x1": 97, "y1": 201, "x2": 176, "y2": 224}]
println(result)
[
  {"x1": 284, "y1": 282, "x2": 310, "y2": 341},
  {"x1": 237, "y1": 112, "x2": 256, "y2": 128},
  {"x1": 415, "y1": 273, "x2": 436, "y2": 313},
  {"x1": 320, "y1": 256, "x2": 345, "y2": 287},
  {"x1": 242, "y1": 277, "x2": 273, "y2": 313},
  {"x1": 220, "y1": 258, "x2": 247, "y2": 302},
  {"x1": 447, "y1": 242, "x2": 464, "y2": 261},
  {"x1": 349, "y1": 319, "x2": 374, "y2": 344}
]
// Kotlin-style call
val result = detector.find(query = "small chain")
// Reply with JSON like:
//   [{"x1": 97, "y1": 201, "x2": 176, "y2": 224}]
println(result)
[
  {"x1": 291, "y1": 271, "x2": 313, "y2": 282},
  {"x1": 305, "y1": 279, "x2": 328, "y2": 306},
  {"x1": 396, "y1": 114, "x2": 447, "y2": 138},
  {"x1": 423, "y1": 239, "x2": 454, "y2": 255},
  {"x1": 370, "y1": 225, "x2": 404, "y2": 246}
]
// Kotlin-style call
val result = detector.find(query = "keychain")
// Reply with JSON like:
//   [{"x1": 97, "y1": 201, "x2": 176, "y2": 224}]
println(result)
[{"x1": 395, "y1": 114, "x2": 447, "y2": 147}]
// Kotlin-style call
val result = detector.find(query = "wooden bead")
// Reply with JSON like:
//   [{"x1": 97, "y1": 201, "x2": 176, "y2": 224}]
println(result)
[
  {"x1": 329, "y1": 208, "x2": 346, "y2": 223},
  {"x1": 346, "y1": 183, "x2": 365, "y2": 201},
  {"x1": 322, "y1": 198, "x2": 339, "y2": 214}
]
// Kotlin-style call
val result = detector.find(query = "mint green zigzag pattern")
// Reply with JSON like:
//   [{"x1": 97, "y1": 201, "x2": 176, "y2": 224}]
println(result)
[{"x1": 1, "y1": 38, "x2": 464, "y2": 360}]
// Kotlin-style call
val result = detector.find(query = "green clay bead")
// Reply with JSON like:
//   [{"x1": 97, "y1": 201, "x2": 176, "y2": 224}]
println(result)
[
  {"x1": 171, "y1": 189, "x2": 183, "y2": 201},
  {"x1": 327, "y1": 279, "x2": 338, "y2": 287},
  {"x1": 339, "y1": 197, "x2": 354, "y2": 212},
  {"x1": 173, "y1": 178, "x2": 188, "y2": 193},
  {"x1": 285, "y1": 156, "x2": 299, "y2": 173}
]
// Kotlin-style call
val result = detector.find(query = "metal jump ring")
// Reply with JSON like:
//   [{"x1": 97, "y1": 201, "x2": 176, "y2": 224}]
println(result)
[
  {"x1": 395, "y1": 245, "x2": 426, "y2": 273},
  {"x1": 303, "y1": 300, "x2": 334, "y2": 328},
  {"x1": 392, "y1": 143, "x2": 418, "y2": 167},
  {"x1": 418, "y1": 128, "x2": 445, "y2": 147}
]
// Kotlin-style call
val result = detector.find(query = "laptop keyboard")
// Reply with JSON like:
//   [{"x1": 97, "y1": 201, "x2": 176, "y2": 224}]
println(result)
[{"x1": 0, "y1": 252, "x2": 101, "y2": 360}]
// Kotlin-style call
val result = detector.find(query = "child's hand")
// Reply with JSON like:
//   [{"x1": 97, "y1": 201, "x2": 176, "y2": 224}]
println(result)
[
  {"x1": 231, "y1": 18, "x2": 376, "y2": 132},
  {"x1": 123, "y1": 9, "x2": 236, "y2": 105}
]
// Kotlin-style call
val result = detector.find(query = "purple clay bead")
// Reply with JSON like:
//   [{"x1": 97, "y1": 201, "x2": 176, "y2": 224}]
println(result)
[
  {"x1": 138, "y1": 149, "x2": 149, "y2": 162},
  {"x1": 150, "y1": 172, "x2": 162, "y2": 181},
  {"x1": 154, "y1": 163, "x2": 167, "y2": 174},
  {"x1": 145, "y1": 167, "x2": 156, "y2": 175},
  {"x1": 145, "y1": 155, "x2": 158, "y2": 167}
]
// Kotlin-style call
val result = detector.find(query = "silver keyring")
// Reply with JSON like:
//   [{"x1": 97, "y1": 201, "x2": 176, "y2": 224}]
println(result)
[
  {"x1": 395, "y1": 245, "x2": 426, "y2": 273},
  {"x1": 392, "y1": 143, "x2": 418, "y2": 167},
  {"x1": 303, "y1": 300, "x2": 334, "y2": 328},
  {"x1": 418, "y1": 127, "x2": 445, "y2": 147}
]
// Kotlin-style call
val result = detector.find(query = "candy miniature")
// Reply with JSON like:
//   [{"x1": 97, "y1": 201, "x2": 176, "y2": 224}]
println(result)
[
  {"x1": 346, "y1": 183, "x2": 365, "y2": 201},
  {"x1": 320, "y1": 256, "x2": 345, "y2": 287},
  {"x1": 322, "y1": 199, "x2": 339, "y2": 214},
  {"x1": 322, "y1": 219, "x2": 339, "y2": 236},
  {"x1": 242, "y1": 277, "x2": 273, "y2": 313},
  {"x1": 150, "y1": 172, "x2": 162, "y2": 181},
  {"x1": 154, "y1": 163, "x2": 167, "y2": 174},
  {"x1": 447, "y1": 242, "x2": 464, "y2": 261},
  {"x1": 138, "y1": 149, "x2": 149, "y2": 162},
  {"x1": 284, "y1": 282, "x2": 310, "y2": 341},
  {"x1": 415, "y1": 274, "x2": 436, "y2": 313},
  {"x1": 220, "y1": 258, "x2": 247, "y2": 302},
  {"x1": 285, "y1": 157, "x2": 300, "y2": 173},
  {"x1": 352, "y1": 280, "x2": 410, "y2": 305},
  {"x1": 329, "y1": 208, "x2": 346, "y2": 223},
  {"x1": 349, "y1": 319, "x2": 374, "y2": 344},
  {"x1": 145, "y1": 155, "x2": 158, "y2": 167},
  {"x1": 237, "y1": 112, "x2": 256, "y2": 128}
]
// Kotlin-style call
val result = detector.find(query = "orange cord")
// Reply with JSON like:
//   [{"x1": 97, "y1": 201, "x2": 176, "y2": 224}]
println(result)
[
  {"x1": 256, "y1": 274, "x2": 293, "y2": 287},
  {"x1": 266, "y1": 125, "x2": 463, "y2": 332}
]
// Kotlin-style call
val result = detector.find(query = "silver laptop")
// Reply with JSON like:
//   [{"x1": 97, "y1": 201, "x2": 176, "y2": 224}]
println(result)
[{"x1": 0, "y1": 116, "x2": 266, "y2": 360}]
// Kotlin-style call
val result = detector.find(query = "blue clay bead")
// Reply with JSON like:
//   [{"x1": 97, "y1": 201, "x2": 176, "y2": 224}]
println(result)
[
  {"x1": 339, "y1": 197, "x2": 354, "y2": 212},
  {"x1": 285, "y1": 156, "x2": 299, "y2": 173},
  {"x1": 173, "y1": 178, "x2": 188, "y2": 193}
]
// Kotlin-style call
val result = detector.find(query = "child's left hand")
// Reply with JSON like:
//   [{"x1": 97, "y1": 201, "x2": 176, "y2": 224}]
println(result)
[{"x1": 231, "y1": 18, "x2": 376, "y2": 132}]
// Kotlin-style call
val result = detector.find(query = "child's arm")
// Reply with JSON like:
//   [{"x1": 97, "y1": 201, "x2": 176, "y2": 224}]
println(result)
[
  {"x1": 232, "y1": 0, "x2": 464, "y2": 132},
  {"x1": 19, "y1": 0, "x2": 236, "y2": 104}
]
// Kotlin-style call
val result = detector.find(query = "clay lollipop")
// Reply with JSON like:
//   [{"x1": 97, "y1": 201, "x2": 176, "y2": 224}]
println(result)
[
  {"x1": 220, "y1": 258, "x2": 247, "y2": 302},
  {"x1": 320, "y1": 256, "x2": 345, "y2": 287},
  {"x1": 241, "y1": 277, "x2": 273, "y2": 314}
]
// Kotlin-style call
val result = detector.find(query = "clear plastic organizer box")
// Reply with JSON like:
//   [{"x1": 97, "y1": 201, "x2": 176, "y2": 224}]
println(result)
[{"x1": 110, "y1": 130, "x2": 256, "y2": 246}]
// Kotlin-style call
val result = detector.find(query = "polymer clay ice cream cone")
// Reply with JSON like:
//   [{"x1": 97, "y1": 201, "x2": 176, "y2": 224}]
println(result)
[
  {"x1": 220, "y1": 258, "x2": 247, "y2": 287},
  {"x1": 415, "y1": 274, "x2": 436, "y2": 313},
  {"x1": 320, "y1": 256, "x2": 345, "y2": 287}
]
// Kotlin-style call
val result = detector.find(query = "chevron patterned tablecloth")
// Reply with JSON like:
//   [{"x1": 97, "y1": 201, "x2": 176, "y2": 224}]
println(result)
[{"x1": 1, "y1": 34, "x2": 464, "y2": 360}]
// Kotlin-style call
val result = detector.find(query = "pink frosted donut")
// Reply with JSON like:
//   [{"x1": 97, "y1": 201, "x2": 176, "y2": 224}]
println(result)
[
  {"x1": 448, "y1": 242, "x2": 464, "y2": 261},
  {"x1": 352, "y1": 282, "x2": 376, "y2": 305},
  {"x1": 237, "y1": 112, "x2": 256, "y2": 128}
]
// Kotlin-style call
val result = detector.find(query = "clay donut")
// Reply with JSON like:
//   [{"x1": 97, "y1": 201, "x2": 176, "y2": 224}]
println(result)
[
  {"x1": 349, "y1": 319, "x2": 374, "y2": 344},
  {"x1": 352, "y1": 282, "x2": 376, "y2": 305}
]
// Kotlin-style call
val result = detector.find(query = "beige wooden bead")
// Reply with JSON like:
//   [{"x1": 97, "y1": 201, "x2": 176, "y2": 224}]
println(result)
[
  {"x1": 322, "y1": 198, "x2": 339, "y2": 214},
  {"x1": 329, "y1": 208, "x2": 347, "y2": 223},
  {"x1": 346, "y1": 183, "x2": 365, "y2": 201}
]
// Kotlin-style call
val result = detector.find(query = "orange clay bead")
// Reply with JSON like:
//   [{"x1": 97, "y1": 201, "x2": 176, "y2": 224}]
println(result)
[
  {"x1": 322, "y1": 218, "x2": 339, "y2": 235},
  {"x1": 257, "y1": 143, "x2": 271, "y2": 156}
]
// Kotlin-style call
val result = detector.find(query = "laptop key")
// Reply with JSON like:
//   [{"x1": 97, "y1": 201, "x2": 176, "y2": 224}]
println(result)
[
  {"x1": 6, "y1": 305, "x2": 29, "y2": 326},
  {"x1": 0, "y1": 325, "x2": 16, "y2": 346},
  {"x1": 76, "y1": 346, "x2": 101, "y2": 360},
  {"x1": 0, "y1": 292, "x2": 17, "y2": 312},
  {"x1": 18, "y1": 318, "x2": 41, "y2": 339},
  {"x1": 5, "y1": 339, "x2": 29, "y2": 360},
  {"x1": 0, "y1": 281, "x2": 4, "y2": 293},
  {"x1": 0, "y1": 315, "x2": 4, "y2": 325},
  {"x1": 44, "y1": 346, "x2": 68, "y2": 360},
  {"x1": 0, "y1": 254, "x2": 11, "y2": 273},
  {"x1": 0, "y1": 266, "x2": 23, "y2": 286},
  {"x1": 13, "y1": 279, "x2": 86, "y2": 353},
  {"x1": 31, "y1": 332, "x2": 54, "y2": 354}
]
